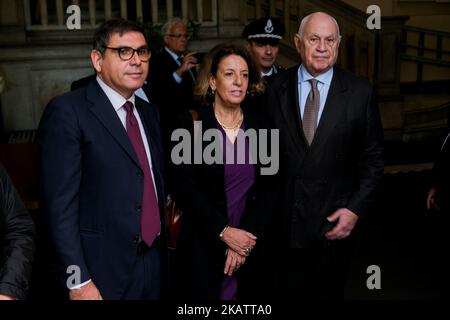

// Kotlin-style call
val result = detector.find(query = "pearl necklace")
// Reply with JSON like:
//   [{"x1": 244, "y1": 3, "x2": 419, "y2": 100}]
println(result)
[{"x1": 214, "y1": 108, "x2": 243, "y2": 130}]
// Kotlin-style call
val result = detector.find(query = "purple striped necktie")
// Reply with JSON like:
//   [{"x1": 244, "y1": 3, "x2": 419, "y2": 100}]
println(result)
[{"x1": 123, "y1": 101, "x2": 160, "y2": 246}]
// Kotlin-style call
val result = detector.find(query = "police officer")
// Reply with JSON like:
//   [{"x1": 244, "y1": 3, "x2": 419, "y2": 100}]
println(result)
[{"x1": 242, "y1": 16, "x2": 286, "y2": 78}]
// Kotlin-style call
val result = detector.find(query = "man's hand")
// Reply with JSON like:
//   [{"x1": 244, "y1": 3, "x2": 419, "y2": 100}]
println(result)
[
  {"x1": 175, "y1": 51, "x2": 198, "y2": 76},
  {"x1": 325, "y1": 208, "x2": 359, "y2": 240},
  {"x1": 223, "y1": 248, "x2": 247, "y2": 276},
  {"x1": 69, "y1": 281, "x2": 103, "y2": 300},
  {"x1": 0, "y1": 294, "x2": 16, "y2": 300},
  {"x1": 221, "y1": 227, "x2": 256, "y2": 257},
  {"x1": 427, "y1": 187, "x2": 440, "y2": 210}
]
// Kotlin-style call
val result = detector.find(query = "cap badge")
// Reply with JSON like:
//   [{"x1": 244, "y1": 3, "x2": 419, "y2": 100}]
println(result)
[{"x1": 264, "y1": 19, "x2": 274, "y2": 33}]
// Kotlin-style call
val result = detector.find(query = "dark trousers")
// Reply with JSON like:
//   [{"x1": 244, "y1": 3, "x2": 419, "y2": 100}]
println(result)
[
  {"x1": 279, "y1": 240, "x2": 353, "y2": 300},
  {"x1": 121, "y1": 241, "x2": 162, "y2": 300}
]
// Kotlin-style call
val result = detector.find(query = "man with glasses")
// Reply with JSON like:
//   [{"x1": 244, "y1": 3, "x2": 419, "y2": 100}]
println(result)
[
  {"x1": 38, "y1": 19, "x2": 166, "y2": 300},
  {"x1": 264, "y1": 12, "x2": 384, "y2": 299},
  {"x1": 148, "y1": 18, "x2": 197, "y2": 136}
]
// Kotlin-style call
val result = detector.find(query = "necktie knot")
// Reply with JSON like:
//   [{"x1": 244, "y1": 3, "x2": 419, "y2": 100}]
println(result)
[
  {"x1": 124, "y1": 101, "x2": 136, "y2": 126},
  {"x1": 123, "y1": 101, "x2": 134, "y2": 114},
  {"x1": 309, "y1": 79, "x2": 318, "y2": 90}
]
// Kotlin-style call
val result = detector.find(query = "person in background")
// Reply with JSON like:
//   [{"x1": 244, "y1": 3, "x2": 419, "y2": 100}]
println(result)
[
  {"x1": 0, "y1": 163, "x2": 35, "y2": 300},
  {"x1": 242, "y1": 16, "x2": 286, "y2": 79},
  {"x1": 427, "y1": 131, "x2": 450, "y2": 213},
  {"x1": 148, "y1": 18, "x2": 198, "y2": 135}
]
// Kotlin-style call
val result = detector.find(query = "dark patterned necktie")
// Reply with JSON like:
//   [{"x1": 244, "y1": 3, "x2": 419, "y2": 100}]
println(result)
[
  {"x1": 302, "y1": 79, "x2": 320, "y2": 146},
  {"x1": 123, "y1": 101, "x2": 160, "y2": 246}
]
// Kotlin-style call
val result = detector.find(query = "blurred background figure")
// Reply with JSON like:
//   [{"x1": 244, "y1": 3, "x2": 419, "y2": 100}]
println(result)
[
  {"x1": 148, "y1": 18, "x2": 198, "y2": 136},
  {"x1": 427, "y1": 131, "x2": 450, "y2": 212},
  {"x1": 0, "y1": 162, "x2": 35, "y2": 300}
]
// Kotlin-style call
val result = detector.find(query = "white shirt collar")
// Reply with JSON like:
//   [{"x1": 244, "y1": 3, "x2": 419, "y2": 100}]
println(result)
[
  {"x1": 298, "y1": 64, "x2": 333, "y2": 86},
  {"x1": 96, "y1": 76, "x2": 136, "y2": 112},
  {"x1": 261, "y1": 67, "x2": 274, "y2": 77},
  {"x1": 165, "y1": 46, "x2": 181, "y2": 61}
]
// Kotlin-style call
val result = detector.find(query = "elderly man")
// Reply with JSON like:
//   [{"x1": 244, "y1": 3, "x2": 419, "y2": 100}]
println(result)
[
  {"x1": 242, "y1": 16, "x2": 286, "y2": 78},
  {"x1": 38, "y1": 19, "x2": 166, "y2": 300},
  {"x1": 148, "y1": 18, "x2": 197, "y2": 132},
  {"x1": 264, "y1": 12, "x2": 384, "y2": 299}
]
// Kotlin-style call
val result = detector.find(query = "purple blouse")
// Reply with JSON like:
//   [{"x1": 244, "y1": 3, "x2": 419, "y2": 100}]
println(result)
[{"x1": 217, "y1": 121, "x2": 256, "y2": 300}]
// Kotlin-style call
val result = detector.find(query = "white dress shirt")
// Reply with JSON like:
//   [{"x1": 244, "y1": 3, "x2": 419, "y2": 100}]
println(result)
[
  {"x1": 297, "y1": 65, "x2": 334, "y2": 124},
  {"x1": 96, "y1": 76, "x2": 158, "y2": 197}
]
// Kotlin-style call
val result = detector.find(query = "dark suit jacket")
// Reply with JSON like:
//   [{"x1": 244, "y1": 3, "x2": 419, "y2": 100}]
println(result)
[
  {"x1": 170, "y1": 105, "x2": 276, "y2": 300},
  {"x1": 0, "y1": 163, "x2": 35, "y2": 299},
  {"x1": 264, "y1": 66, "x2": 384, "y2": 249},
  {"x1": 37, "y1": 79, "x2": 167, "y2": 299},
  {"x1": 148, "y1": 49, "x2": 197, "y2": 129}
]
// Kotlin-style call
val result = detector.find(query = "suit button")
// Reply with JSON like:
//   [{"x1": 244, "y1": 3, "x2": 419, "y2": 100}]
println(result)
[
  {"x1": 134, "y1": 235, "x2": 140, "y2": 243},
  {"x1": 136, "y1": 205, "x2": 142, "y2": 213},
  {"x1": 294, "y1": 200, "x2": 301, "y2": 207},
  {"x1": 136, "y1": 171, "x2": 143, "y2": 177}
]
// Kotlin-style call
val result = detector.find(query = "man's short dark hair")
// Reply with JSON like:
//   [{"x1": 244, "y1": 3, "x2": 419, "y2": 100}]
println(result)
[{"x1": 93, "y1": 19, "x2": 147, "y2": 55}]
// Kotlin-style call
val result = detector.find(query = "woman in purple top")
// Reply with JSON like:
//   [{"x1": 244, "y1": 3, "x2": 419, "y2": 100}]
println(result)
[{"x1": 170, "y1": 43, "x2": 277, "y2": 300}]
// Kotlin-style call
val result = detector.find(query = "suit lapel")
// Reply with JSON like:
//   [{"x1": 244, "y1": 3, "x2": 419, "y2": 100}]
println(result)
[
  {"x1": 86, "y1": 80, "x2": 141, "y2": 168},
  {"x1": 279, "y1": 67, "x2": 308, "y2": 152},
  {"x1": 162, "y1": 49, "x2": 179, "y2": 71},
  {"x1": 200, "y1": 107, "x2": 225, "y2": 181},
  {"x1": 310, "y1": 68, "x2": 349, "y2": 151}
]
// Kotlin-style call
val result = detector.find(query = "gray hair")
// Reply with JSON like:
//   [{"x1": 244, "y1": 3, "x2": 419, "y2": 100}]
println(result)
[
  {"x1": 162, "y1": 17, "x2": 187, "y2": 36},
  {"x1": 298, "y1": 12, "x2": 341, "y2": 41}
]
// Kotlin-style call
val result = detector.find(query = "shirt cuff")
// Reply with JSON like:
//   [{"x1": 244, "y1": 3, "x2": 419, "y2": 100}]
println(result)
[
  {"x1": 172, "y1": 72, "x2": 182, "y2": 84},
  {"x1": 69, "y1": 279, "x2": 92, "y2": 290}
]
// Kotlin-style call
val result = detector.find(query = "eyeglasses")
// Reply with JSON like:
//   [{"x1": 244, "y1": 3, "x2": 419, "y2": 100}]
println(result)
[
  {"x1": 167, "y1": 33, "x2": 190, "y2": 40},
  {"x1": 102, "y1": 46, "x2": 151, "y2": 62}
]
